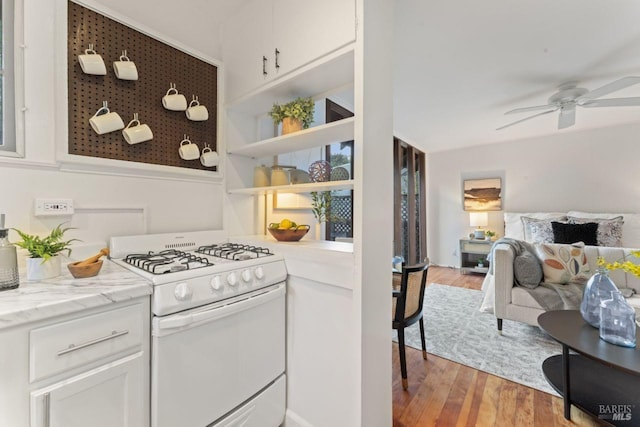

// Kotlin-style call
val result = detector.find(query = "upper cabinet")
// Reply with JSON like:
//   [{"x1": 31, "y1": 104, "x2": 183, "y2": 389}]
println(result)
[{"x1": 223, "y1": 0, "x2": 356, "y2": 103}]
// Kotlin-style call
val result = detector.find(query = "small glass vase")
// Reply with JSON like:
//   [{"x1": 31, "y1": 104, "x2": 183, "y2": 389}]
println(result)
[
  {"x1": 580, "y1": 268, "x2": 618, "y2": 328},
  {"x1": 599, "y1": 290, "x2": 637, "y2": 348}
]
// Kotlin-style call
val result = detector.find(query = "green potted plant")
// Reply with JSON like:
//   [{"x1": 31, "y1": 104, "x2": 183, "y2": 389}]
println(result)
[
  {"x1": 485, "y1": 230, "x2": 496, "y2": 241},
  {"x1": 12, "y1": 223, "x2": 78, "y2": 281},
  {"x1": 311, "y1": 191, "x2": 333, "y2": 240},
  {"x1": 269, "y1": 96, "x2": 315, "y2": 135}
]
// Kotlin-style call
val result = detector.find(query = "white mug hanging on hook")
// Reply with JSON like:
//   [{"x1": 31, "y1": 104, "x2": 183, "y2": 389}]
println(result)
[
  {"x1": 186, "y1": 96, "x2": 209, "y2": 121},
  {"x1": 122, "y1": 113, "x2": 153, "y2": 144},
  {"x1": 162, "y1": 83, "x2": 188, "y2": 111},
  {"x1": 200, "y1": 144, "x2": 218, "y2": 167},
  {"x1": 113, "y1": 50, "x2": 138, "y2": 80},
  {"x1": 78, "y1": 44, "x2": 107, "y2": 75},
  {"x1": 178, "y1": 135, "x2": 200, "y2": 160},
  {"x1": 89, "y1": 101, "x2": 125, "y2": 135}
]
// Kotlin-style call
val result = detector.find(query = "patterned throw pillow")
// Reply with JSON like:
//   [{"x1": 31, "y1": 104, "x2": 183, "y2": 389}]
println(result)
[
  {"x1": 568, "y1": 216, "x2": 624, "y2": 247},
  {"x1": 521, "y1": 216, "x2": 566, "y2": 243},
  {"x1": 534, "y1": 242, "x2": 590, "y2": 285}
]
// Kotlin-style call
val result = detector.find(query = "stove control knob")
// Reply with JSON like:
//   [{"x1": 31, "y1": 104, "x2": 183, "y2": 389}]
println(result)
[
  {"x1": 254, "y1": 266, "x2": 265, "y2": 280},
  {"x1": 227, "y1": 272, "x2": 238, "y2": 286},
  {"x1": 241, "y1": 269, "x2": 252, "y2": 283},
  {"x1": 210, "y1": 275, "x2": 222, "y2": 291},
  {"x1": 174, "y1": 282, "x2": 192, "y2": 301}
]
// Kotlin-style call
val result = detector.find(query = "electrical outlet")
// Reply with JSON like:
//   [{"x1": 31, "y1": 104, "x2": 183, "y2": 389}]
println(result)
[{"x1": 34, "y1": 199, "x2": 75, "y2": 216}]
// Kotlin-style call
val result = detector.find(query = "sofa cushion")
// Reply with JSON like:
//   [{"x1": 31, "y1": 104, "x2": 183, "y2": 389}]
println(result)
[
  {"x1": 513, "y1": 251, "x2": 543, "y2": 289},
  {"x1": 522, "y1": 216, "x2": 567, "y2": 243},
  {"x1": 504, "y1": 212, "x2": 566, "y2": 241},
  {"x1": 552, "y1": 221, "x2": 598, "y2": 246},
  {"x1": 511, "y1": 286, "x2": 547, "y2": 309},
  {"x1": 534, "y1": 242, "x2": 591, "y2": 285},
  {"x1": 568, "y1": 215, "x2": 623, "y2": 247}
]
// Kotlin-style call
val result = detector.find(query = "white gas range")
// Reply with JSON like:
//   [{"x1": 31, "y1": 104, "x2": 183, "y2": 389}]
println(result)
[{"x1": 109, "y1": 230, "x2": 287, "y2": 427}]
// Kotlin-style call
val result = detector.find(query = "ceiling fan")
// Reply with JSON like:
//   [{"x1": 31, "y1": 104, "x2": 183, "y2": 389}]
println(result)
[{"x1": 497, "y1": 76, "x2": 640, "y2": 131}]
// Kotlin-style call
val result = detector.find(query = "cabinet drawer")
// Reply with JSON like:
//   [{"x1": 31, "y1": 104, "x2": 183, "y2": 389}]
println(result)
[
  {"x1": 30, "y1": 303, "x2": 144, "y2": 383},
  {"x1": 461, "y1": 241, "x2": 492, "y2": 254}
]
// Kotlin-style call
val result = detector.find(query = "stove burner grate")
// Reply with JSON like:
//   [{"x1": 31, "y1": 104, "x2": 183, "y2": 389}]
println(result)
[
  {"x1": 195, "y1": 243, "x2": 274, "y2": 260},
  {"x1": 123, "y1": 249, "x2": 214, "y2": 274}
]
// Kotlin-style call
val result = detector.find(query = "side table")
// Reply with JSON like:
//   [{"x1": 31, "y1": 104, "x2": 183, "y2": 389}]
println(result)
[
  {"x1": 459, "y1": 239, "x2": 492, "y2": 274},
  {"x1": 538, "y1": 310, "x2": 640, "y2": 426}
]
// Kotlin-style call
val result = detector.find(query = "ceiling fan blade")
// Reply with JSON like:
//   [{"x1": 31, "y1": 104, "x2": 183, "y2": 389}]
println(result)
[
  {"x1": 496, "y1": 109, "x2": 557, "y2": 131},
  {"x1": 504, "y1": 104, "x2": 556, "y2": 115},
  {"x1": 558, "y1": 105, "x2": 576, "y2": 129},
  {"x1": 581, "y1": 76, "x2": 640, "y2": 100},
  {"x1": 581, "y1": 97, "x2": 640, "y2": 108}
]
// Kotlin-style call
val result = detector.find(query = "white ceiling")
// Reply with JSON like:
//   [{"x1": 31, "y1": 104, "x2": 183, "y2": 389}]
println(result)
[{"x1": 393, "y1": 0, "x2": 640, "y2": 153}]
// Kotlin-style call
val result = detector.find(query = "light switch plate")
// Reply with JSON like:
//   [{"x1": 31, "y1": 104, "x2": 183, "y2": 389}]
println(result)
[{"x1": 34, "y1": 199, "x2": 75, "y2": 216}]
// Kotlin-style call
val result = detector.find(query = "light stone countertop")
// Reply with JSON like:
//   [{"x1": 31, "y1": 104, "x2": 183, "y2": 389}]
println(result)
[{"x1": 0, "y1": 259, "x2": 151, "y2": 331}]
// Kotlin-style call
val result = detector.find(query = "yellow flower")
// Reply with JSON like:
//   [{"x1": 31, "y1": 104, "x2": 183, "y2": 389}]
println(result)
[{"x1": 598, "y1": 250, "x2": 640, "y2": 278}]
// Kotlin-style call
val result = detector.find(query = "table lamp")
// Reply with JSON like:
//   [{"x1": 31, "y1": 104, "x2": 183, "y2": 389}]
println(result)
[{"x1": 469, "y1": 212, "x2": 488, "y2": 239}]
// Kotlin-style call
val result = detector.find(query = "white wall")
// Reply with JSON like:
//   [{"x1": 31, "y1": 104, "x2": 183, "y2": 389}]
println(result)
[
  {"x1": 427, "y1": 122, "x2": 640, "y2": 267},
  {"x1": 0, "y1": 0, "x2": 223, "y2": 254}
]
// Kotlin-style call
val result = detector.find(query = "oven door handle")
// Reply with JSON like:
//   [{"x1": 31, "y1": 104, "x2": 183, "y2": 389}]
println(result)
[{"x1": 156, "y1": 284, "x2": 285, "y2": 331}]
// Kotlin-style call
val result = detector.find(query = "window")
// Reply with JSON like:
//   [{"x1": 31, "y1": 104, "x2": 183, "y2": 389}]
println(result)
[
  {"x1": 0, "y1": 0, "x2": 23, "y2": 157},
  {"x1": 393, "y1": 138, "x2": 427, "y2": 264}
]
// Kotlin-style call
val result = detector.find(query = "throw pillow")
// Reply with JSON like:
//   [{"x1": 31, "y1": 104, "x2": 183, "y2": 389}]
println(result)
[
  {"x1": 521, "y1": 216, "x2": 566, "y2": 243},
  {"x1": 513, "y1": 251, "x2": 543, "y2": 289},
  {"x1": 551, "y1": 221, "x2": 598, "y2": 246},
  {"x1": 534, "y1": 242, "x2": 590, "y2": 285},
  {"x1": 568, "y1": 216, "x2": 624, "y2": 247}
]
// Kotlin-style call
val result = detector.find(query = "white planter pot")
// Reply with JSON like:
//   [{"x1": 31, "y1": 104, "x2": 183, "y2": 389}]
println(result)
[{"x1": 26, "y1": 256, "x2": 61, "y2": 281}]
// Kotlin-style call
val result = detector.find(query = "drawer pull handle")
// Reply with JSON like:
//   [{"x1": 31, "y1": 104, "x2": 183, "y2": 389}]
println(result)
[
  {"x1": 43, "y1": 392, "x2": 50, "y2": 427},
  {"x1": 57, "y1": 329, "x2": 129, "y2": 356}
]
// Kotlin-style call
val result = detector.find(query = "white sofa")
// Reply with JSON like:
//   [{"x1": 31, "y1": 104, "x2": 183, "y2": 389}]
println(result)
[{"x1": 483, "y1": 211, "x2": 640, "y2": 332}]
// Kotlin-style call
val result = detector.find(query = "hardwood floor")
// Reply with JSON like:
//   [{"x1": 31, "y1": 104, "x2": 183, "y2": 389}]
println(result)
[{"x1": 392, "y1": 266, "x2": 598, "y2": 427}]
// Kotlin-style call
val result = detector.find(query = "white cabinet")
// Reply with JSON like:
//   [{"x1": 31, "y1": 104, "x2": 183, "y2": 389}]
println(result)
[
  {"x1": 0, "y1": 298, "x2": 150, "y2": 427},
  {"x1": 223, "y1": 0, "x2": 356, "y2": 102}
]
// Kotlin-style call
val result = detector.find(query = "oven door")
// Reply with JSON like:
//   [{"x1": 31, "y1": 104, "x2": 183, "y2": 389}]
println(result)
[{"x1": 151, "y1": 283, "x2": 286, "y2": 427}]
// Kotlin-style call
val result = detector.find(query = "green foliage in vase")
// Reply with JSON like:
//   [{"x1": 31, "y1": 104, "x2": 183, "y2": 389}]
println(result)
[
  {"x1": 12, "y1": 223, "x2": 79, "y2": 260},
  {"x1": 269, "y1": 97, "x2": 315, "y2": 128},
  {"x1": 311, "y1": 191, "x2": 334, "y2": 224}
]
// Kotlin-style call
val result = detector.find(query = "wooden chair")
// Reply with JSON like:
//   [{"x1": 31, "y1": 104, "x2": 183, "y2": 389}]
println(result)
[{"x1": 392, "y1": 262, "x2": 429, "y2": 390}]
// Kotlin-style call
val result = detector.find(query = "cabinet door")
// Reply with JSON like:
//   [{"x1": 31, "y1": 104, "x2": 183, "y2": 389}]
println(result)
[
  {"x1": 222, "y1": 0, "x2": 273, "y2": 101},
  {"x1": 272, "y1": 0, "x2": 355, "y2": 75},
  {"x1": 30, "y1": 352, "x2": 147, "y2": 427}
]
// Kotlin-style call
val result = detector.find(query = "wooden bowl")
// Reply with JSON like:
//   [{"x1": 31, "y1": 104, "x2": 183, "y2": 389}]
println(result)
[
  {"x1": 268, "y1": 225, "x2": 310, "y2": 242},
  {"x1": 67, "y1": 260, "x2": 103, "y2": 279}
]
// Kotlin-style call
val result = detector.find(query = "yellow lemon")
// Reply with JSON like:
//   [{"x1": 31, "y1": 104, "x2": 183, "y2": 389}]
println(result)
[{"x1": 279, "y1": 219, "x2": 292, "y2": 229}]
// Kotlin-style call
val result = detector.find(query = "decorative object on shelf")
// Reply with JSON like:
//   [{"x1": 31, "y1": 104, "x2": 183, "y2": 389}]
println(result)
[
  {"x1": 89, "y1": 101, "x2": 125, "y2": 135},
  {"x1": 253, "y1": 165, "x2": 271, "y2": 187},
  {"x1": 122, "y1": 113, "x2": 153, "y2": 145},
  {"x1": 599, "y1": 290, "x2": 636, "y2": 348},
  {"x1": 485, "y1": 230, "x2": 496, "y2": 241},
  {"x1": 269, "y1": 96, "x2": 315, "y2": 135},
  {"x1": 270, "y1": 167, "x2": 290, "y2": 186},
  {"x1": 477, "y1": 259, "x2": 486, "y2": 268},
  {"x1": 162, "y1": 83, "x2": 188, "y2": 111},
  {"x1": 469, "y1": 212, "x2": 488, "y2": 239},
  {"x1": 580, "y1": 268, "x2": 618, "y2": 328},
  {"x1": 186, "y1": 96, "x2": 209, "y2": 121},
  {"x1": 290, "y1": 169, "x2": 311, "y2": 184},
  {"x1": 308, "y1": 160, "x2": 331, "y2": 182},
  {"x1": 178, "y1": 135, "x2": 200, "y2": 160},
  {"x1": 78, "y1": 44, "x2": 107, "y2": 75},
  {"x1": 113, "y1": 50, "x2": 138, "y2": 80},
  {"x1": 12, "y1": 223, "x2": 79, "y2": 281},
  {"x1": 311, "y1": 191, "x2": 334, "y2": 240},
  {"x1": 67, "y1": 248, "x2": 109, "y2": 279},
  {"x1": 330, "y1": 166, "x2": 349, "y2": 181},
  {"x1": 0, "y1": 214, "x2": 19, "y2": 291},
  {"x1": 267, "y1": 224, "x2": 310, "y2": 242},
  {"x1": 199, "y1": 144, "x2": 218, "y2": 167},
  {"x1": 463, "y1": 178, "x2": 502, "y2": 211}
]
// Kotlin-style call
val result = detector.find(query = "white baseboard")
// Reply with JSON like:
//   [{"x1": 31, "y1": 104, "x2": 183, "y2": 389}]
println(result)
[{"x1": 284, "y1": 409, "x2": 314, "y2": 427}]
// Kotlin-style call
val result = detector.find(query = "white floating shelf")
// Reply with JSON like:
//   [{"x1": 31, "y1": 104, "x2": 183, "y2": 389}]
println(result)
[
  {"x1": 228, "y1": 180, "x2": 354, "y2": 196},
  {"x1": 228, "y1": 117, "x2": 354, "y2": 158}
]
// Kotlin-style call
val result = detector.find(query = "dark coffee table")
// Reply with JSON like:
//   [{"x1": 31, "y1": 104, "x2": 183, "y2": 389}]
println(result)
[{"x1": 538, "y1": 310, "x2": 640, "y2": 426}]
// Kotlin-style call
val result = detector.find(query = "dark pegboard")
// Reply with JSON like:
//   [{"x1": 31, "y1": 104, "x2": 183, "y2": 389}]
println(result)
[{"x1": 67, "y1": 1, "x2": 217, "y2": 172}]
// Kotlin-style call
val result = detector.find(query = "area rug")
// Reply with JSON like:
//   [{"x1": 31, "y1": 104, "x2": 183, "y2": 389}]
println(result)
[{"x1": 392, "y1": 283, "x2": 561, "y2": 395}]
